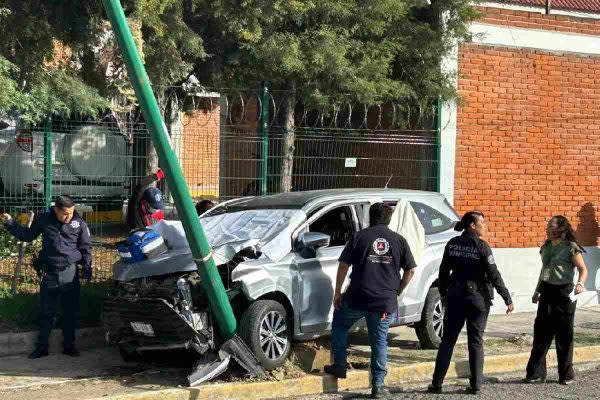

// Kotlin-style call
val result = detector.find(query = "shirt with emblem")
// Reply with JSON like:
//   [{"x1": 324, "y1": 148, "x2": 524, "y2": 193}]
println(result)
[
  {"x1": 339, "y1": 224, "x2": 417, "y2": 314},
  {"x1": 5, "y1": 209, "x2": 92, "y2": 273},
  {"x1": 438, "y1": 231, "x2": 512, "y2": 306}
]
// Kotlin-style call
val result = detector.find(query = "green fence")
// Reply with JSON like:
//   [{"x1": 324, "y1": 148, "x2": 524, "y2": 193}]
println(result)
[{"x1": 0, "y1": 88, "x2": 440, "y2": 292}]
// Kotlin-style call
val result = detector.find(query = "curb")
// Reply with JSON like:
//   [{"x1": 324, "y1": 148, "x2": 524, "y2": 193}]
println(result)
[
  {"x1": 0, "y1": 327, "x2": 106, "y2": 357},
  {"x1": 95, "y1": 345, "x2": 600, "y2": 400}
]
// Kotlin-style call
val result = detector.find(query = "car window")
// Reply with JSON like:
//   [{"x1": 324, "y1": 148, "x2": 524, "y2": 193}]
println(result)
[
  {"x1": 409, "y1": 202, "x2": 455, "y2": 234},
  {"x1": 308, "y1": 206, "x2": 356, "y2": 247}
]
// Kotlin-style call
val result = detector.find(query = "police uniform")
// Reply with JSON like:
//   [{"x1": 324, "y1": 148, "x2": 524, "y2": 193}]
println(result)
[
  {"x1": 5, "y1": 210, "x2": 92, "y2": 353},
  {"x1": 431, "y1": 231, "x2": 512, "y2": 391},
  {"x1": 330, "y1": 223, "x2": 416, "y2": 389}
]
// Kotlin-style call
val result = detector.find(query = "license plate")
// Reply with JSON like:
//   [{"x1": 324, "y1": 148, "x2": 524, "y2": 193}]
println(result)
[{"x1": 130, "y1": 322, "x2": 155, "y2": 336}]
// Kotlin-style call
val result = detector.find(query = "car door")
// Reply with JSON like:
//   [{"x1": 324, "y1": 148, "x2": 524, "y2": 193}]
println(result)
[{"x1": 293, "y1": 200, "x2": 368, "y2": 334}]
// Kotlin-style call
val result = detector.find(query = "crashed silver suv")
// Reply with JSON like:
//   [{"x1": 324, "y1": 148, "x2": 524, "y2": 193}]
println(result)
[{"x1": 103, "y1": 189, "x2": 459, "y2": 373}]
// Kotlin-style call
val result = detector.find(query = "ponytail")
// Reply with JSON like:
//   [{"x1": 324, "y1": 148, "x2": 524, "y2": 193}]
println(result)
[{"x1": 455, "y1": 211, "x2": 484, "y2": 232}]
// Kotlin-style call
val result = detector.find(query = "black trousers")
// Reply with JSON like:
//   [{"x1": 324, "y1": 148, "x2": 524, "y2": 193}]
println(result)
[
  {"x1": 526, "y1": 283, "x2": 576, "y2": 382},
  {"x1": 37, "y1": 276, "x2": 81, "y2": 351},
  {"x1": 432, "y1": 291, "x2": 490, "y2": 390}
]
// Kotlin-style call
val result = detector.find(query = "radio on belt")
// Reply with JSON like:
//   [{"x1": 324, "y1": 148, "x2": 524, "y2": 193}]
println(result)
[{"x1": 117, "y1": 228, "x2": 168, "y2": 263}]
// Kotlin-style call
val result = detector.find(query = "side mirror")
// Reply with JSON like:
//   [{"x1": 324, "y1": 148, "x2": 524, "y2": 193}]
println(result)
[
  {"x1": 303, "y1": 232, "x2": 330, "y2": 249},
  {"x1": 296, "y1": 232, "x2": 331, "y2": 258}
]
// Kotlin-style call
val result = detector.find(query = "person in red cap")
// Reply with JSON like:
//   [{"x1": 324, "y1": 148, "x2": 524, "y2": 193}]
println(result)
[{"x1": 126, "y1": 169, "x2": 166, "y2": 230}]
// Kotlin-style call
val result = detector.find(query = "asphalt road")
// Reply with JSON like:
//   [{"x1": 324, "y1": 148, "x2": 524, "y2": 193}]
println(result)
[{"x1": 281, "y1": 364, "x2": 600, "y2": 400}]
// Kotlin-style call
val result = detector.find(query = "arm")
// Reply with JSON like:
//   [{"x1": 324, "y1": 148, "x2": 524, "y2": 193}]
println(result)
[
  {"x1": 2, "y1": 213, "x2": 43, "y2": 242},
  {"x1": 398, "y1": 238, "x2": 417, "y2": 296},
  {"x1": 78, "y1": 222, "x2": 93, "y2": 280},
  {"x1": 398, "y1": 268, "x2": 415, "y2": 296},
  {"x1": 333, "y1": 262, "x2": 351, "y2": 309},
  {"x1": 334, "y1": 235, "x2": 355, "y2": 309},
  {"x1": 481, "y1": 244, "x2": 514, "y2": 310},
  {"x1": 573, "y1": 253, "x2": 588, "y2": 295},
  {"x1": 438, "y1": 245, "x2": 451, "y2": 299}
]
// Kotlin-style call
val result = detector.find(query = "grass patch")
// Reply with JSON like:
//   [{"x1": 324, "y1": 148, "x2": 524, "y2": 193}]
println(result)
[{"x1": 0, "y1": 281, "x2": 110, "y2": 332}]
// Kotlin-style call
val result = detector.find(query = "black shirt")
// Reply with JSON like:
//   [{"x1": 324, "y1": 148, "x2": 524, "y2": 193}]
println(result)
[
  {"x1": 339, "y1": 224, "x2": 417, "y2": 314},
  {"x1": 5, "y1": 210, "x2": 92, "y2": 274},
  {"x1": 438, "y1": 231, "x2": 512, "y2": 306}
]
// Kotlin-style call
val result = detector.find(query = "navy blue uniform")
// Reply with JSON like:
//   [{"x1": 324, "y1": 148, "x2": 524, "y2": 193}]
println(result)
[
  {"x1": 340, "y1": 224, "x2": 417, "y2": 314},
  {"x1": 432, "y1": 231, "x2": 512, "y2": 391},
  {"x1": 5, "y1": 210, "x2": 92, "y2": 351}
]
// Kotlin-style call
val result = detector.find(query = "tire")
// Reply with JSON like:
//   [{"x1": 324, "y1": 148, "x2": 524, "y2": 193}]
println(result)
[
  {"x1": 415, "y1": 287, "x2": 444, "y2": 349},
  {"x1": 239, "y1": 300, "x2": 291, "y2": 371}
]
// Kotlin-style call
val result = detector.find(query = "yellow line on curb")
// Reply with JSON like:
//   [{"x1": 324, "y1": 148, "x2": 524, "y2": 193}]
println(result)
[{"x1": 96, "y1": 345, "x2": 600, "y2": 400}]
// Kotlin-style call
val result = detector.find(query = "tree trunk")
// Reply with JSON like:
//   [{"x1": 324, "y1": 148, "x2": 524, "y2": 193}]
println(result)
[{"x1": 280, "y1": 80, "x2": 296, "y2": 193}]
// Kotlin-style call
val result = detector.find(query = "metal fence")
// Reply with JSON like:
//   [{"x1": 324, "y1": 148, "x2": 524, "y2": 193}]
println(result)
[{"x1": 0, "y1": 88, "x2": 440, "y2": 292}]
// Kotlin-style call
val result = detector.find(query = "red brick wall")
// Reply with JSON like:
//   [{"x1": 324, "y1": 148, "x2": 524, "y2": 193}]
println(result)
[
  {"x1": 181, "y1": 106, "x2": 221, "y2": 199},
  {"x1": 454, "y1": 43, "x2": 600, "y2": 247}
]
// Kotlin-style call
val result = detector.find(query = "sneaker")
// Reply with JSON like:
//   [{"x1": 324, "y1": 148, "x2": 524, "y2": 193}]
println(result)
[
  {"x1": 370, "y1": 385, "x2": 390, "y2": 399},
  {"x1": 427, "y1": 384, "x2": 443, "y2": 394},
  {"x1": 62, "y1": 347, "x2": 81, "y2": 357},
  {"x1": 522, "y1": 376, "x2": 546, "y2": 384},
  {"x1": 559, "y1": 379, "x2": 574, "y2": 385},
  {"x1": 323, "y1": 364, "x2": 347, "y2": 379},
  {"x1": 28, "y1": 348, "x2": 49, "y2": 359},
  {"x1": 465, "y1": 387, "x2": 480, "y2": 395}
]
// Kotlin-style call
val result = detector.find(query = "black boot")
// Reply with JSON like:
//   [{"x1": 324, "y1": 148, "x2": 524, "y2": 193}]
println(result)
[
  {"x1": 28, "y1": 348, "x2": 49, "y2": 359},
  {"x1": 371, "y1": 385, "x2": 390, "y2": 399},
  {"x1": 63, "y1": 346, "x2": 81, "y2": 357},
  {"x1": 324, "y1": 364, "x2": 347, "y2": 379},
  {"x1": 427, "y1": 384, "x2": 443, "y2": 394}
]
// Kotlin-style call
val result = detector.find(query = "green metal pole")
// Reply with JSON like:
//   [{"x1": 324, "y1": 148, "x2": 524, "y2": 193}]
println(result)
[
  {"x1": 259, "y1": 83, "x2": 269, "y2": 195},
  {"x1": 435, "y1": 97, "x2": 442, "y2": 193},
  {"x1": 102, "y1": 0, "x2": 237, "y2": 340},
  {"x1": 44, "y1": 117, "x2": 52, "y2": 209}
]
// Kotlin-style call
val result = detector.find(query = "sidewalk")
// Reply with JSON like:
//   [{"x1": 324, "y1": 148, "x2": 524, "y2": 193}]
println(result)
[{"x1": 1, "y1": 306, "x2": 599, "y2": 400}]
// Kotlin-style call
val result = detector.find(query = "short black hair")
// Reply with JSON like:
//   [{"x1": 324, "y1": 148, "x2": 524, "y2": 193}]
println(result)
[
  {"x1": 196, "y1": 199, "x2": 216, "y2": 216},
  {"x1": 55, "y1": 195, "x2": 75, "y2": 209},
  {"x1": 370, "y1": 203, "x2": 394, "y2": 226}
]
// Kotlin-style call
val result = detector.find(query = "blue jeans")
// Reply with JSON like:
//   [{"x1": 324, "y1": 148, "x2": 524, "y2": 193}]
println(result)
[{"x1": 331, "y1": 303, "x2": 396, "y2": 386}]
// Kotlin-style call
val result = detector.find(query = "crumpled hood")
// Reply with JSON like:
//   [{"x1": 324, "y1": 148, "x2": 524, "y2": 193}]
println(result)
[
  {"x1": 153, "y1": 209, "x2": 306, "y2": 264},
  {"x1": 113, "y1": 209, "x2": 306, "y2": 281}
]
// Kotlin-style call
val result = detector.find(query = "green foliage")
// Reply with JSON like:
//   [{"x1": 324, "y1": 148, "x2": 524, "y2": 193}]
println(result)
[
  {"x1": 0, "y1": 229, "x2": 16, "y2": 260},
  {"x1": 193, "y1": 0, "x2": 479, "y2": 110},
  {"x1": 0, "y1": 0, "x2": 477, "y2": 123}
]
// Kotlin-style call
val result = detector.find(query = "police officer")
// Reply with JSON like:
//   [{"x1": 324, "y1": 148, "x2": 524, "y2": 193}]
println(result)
[
  {"x1": 428, "y1": 211, "x2": 514, "y2": 395},
  {"x1": 324, "y1": 203, "x2": 416, "y2": 399},
  {"x1": 1, "y1": 195, "x2": 92, "y2": 359}
]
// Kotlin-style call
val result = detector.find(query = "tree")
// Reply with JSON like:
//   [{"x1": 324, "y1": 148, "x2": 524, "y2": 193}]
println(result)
[
  {"x1": 189, "y1": 0, "x2": 479, "y2": 192},
  {"x1": 0, "y1": 0, "x2": 204, "y2": 129}
]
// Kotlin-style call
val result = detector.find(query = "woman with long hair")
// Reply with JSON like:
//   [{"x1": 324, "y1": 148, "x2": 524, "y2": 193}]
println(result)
[{"x1": 524, "y1": 215, "x2": 588, "y2": 385}]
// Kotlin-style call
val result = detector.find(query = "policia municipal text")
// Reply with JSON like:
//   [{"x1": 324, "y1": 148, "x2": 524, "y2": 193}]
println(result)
[{"x1": 428, "y1": 211, "x2": 514, "y2": 395}]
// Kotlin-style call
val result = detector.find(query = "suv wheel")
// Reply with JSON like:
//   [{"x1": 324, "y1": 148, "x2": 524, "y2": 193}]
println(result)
[
  {"x1": 239, "y1": 300, "x2": 291, "y2": 370},
  {"x1": 415, "y1": 287, "x2": 444, "y2": 349}
]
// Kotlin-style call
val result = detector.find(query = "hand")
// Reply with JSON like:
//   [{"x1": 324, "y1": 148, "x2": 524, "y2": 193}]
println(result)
[
  {"x1": 531, "y1": 292, "x2": 541, "y2": 304},
  {"x1": 333, "y1": 293, "x2": 342, "y2": 310},
  {"x1": 575, "y1": 283, "x2": 586, "y2": 295},
  {"x1": 1, "y1": 213, "x2": 11, "y2": 223},
  {"x1": 506, "y1": 303, "x2": 514, "y2": 314}
]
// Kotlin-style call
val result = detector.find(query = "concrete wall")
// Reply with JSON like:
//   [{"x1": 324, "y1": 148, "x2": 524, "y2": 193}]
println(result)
[{"x1": 490, "y1": 246, "x2": 600, "y2": 314}]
